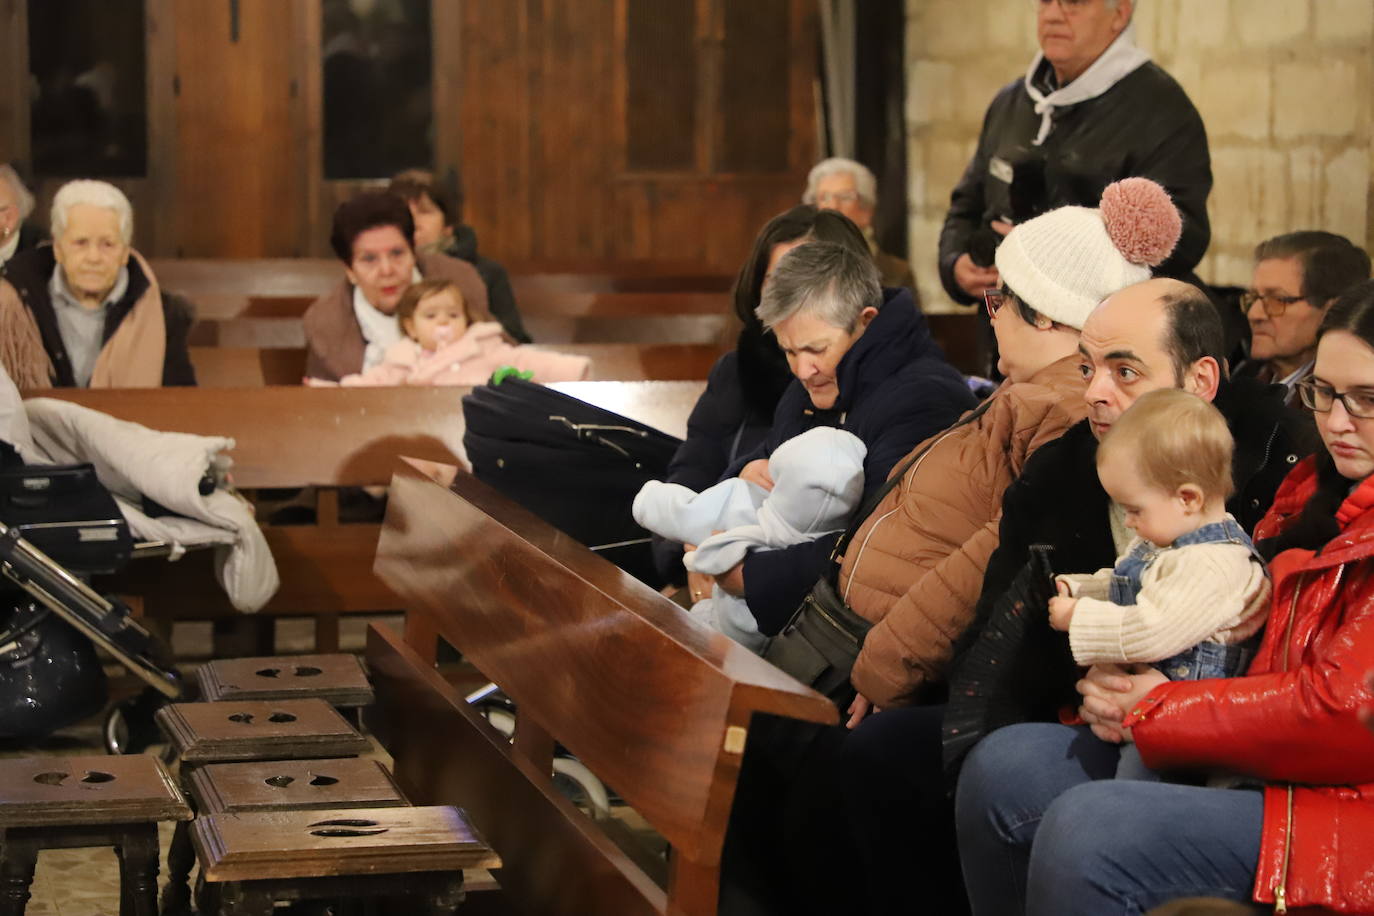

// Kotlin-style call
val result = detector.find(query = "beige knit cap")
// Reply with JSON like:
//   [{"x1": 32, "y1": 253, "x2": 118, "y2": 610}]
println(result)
[{"x1": 994, "y1": 178, "x2": 1182, "y2": 330}]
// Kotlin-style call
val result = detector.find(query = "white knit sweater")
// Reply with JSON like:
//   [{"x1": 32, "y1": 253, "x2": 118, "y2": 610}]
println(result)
[{"x1": 1058, "y1": 539, "x2": 1271, "y2": 667}]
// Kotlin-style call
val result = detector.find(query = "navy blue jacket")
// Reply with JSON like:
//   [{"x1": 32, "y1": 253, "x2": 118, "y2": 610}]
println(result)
[{"x1": 735, "y1": 287, "x2": 975, "y2": 633}]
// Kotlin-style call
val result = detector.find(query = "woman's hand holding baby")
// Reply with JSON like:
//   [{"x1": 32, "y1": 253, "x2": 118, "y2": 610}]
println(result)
[
  {"x1": 739, "y1": 459, "x2": 775, "y2": 492},
  {"x1": 1076, "y1": 663, "x2": 1169, "y2": 744}
]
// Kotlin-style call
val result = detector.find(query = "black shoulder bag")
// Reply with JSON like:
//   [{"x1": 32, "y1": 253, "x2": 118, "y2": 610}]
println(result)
[{"x1": 762, "y1": 397, "x2": 997, "y2": 703}]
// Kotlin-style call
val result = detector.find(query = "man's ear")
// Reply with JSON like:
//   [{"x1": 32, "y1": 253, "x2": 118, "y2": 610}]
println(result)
[
  {"x1": 1112, "y1": 0, "x2": 1134, "y2": 33},
  {"x1": 857, "y1": 305, "x2": 880, "y2": 330},
  {"x1": 1183, "y1": 356, "x2": 1222, "y2": 402},
  {"x1": 1177, "y1": 483, "x2": 1205, "y2": 513}
]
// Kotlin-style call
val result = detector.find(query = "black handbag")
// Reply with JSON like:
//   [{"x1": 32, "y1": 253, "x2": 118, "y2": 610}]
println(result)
[{"x1": 762, "y1": 396, "x2": 997, "y2": 703}]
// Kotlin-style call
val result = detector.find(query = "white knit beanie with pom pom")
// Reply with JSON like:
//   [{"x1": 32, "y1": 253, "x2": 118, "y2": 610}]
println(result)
[{"x1": 994, "y1": 177, "x2": 1183, "y2": 330}]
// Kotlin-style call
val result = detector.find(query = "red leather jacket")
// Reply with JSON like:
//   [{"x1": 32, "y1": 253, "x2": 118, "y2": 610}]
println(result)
[{"x1": 1127, "y1": 458, "x2": 1374, "y2": 914}]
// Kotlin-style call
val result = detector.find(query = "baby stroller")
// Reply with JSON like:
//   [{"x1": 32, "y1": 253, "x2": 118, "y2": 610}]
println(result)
[
  {"x1": 462, "y1": 377, "x2": 681, "y2": 588},
  {"x1": 0, "y1": 451, "x2": 186, "y2": 750}
]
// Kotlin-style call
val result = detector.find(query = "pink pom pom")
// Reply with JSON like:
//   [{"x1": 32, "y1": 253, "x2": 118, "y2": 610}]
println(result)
[{"x1": 1099, "y1": 178, "x2": 1182, "y2": 268}]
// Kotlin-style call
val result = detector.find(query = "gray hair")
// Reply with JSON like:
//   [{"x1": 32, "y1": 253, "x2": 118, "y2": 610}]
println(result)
[
  {"x1": 51, "y1": 179, "x2": 134, "y2": 244},
  {"x1": 0, "y1": 165, "x2": 35, "y2": 220},
  {"x1": 756, "y1": 242, "x2": 882, "y2": 333},
  {"x1": 803, "y1": 157, "x2": 878, "y2": 210}
]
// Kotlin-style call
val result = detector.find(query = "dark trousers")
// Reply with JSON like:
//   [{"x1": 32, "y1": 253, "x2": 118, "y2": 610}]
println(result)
[{"x1": 720, "y1": 704, "x2": 968, "y2": 916}]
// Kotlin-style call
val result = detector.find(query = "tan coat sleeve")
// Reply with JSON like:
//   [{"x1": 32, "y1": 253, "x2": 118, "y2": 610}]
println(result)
[
  {"x1": 0, "y1": 280, "x2": 54, "y2": 389},
  {"x1": 849, "y1": 387, "x2": 1085, "y2": 706}
]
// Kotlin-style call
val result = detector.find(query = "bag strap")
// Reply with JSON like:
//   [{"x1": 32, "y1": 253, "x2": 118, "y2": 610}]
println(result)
[{"x1": 829, "y1": 393, "x2": 999, "y2": 571}]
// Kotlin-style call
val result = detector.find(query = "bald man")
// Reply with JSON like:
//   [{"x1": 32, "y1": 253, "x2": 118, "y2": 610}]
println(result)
[{"x1": 838, "y1": 279, "x2": 1315, "y2": 911}]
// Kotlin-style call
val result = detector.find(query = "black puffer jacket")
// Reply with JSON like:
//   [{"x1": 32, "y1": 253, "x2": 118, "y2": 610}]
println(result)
[
  {"x1": 734, "y1": 287, "x2": 976, "y2": 633},
  {"x1": 938, "y1": 60, "x2": 1212, "y2": 303},
  {"x1": 947, "y1": 375, "x2": 1316, "y2": 731},
  {"x1": 442, "y1": 225, "x2": 530, "y2": 343}
]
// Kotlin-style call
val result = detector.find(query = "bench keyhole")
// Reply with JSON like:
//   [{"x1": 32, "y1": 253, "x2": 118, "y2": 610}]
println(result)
[
  {"x1": 307, "y1": 817, "x2": 387, "y2": 838},
  {"x1": 33, "y1": 772, "x2": 69, "y2": 786},
  {"x1": 81, "y1": 771, "x2": 115, "y2": 784},
  {"x1": 255, "y1": 668, "x2": 281, "y2": 678},
  {"x1": 264, "y1": 775, "x2": 295, "y2": 788},
  {"x1": 308, "y1": 774, "x2": 338, "y2": 786},
  {"x1": 267, "y1": 712, "x2": 297, "y2": 723},
  {"x1": 228, "y1": 713, "x2": 255, "y2": 724},
  {"x1": 293, "y1": 666, "x2": 322, "y2": 677}
]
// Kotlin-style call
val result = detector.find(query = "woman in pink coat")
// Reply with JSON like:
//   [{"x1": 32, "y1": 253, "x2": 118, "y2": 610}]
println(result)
[{"x1": 316, "y1": 278, "x2": 590, "y2": 387}]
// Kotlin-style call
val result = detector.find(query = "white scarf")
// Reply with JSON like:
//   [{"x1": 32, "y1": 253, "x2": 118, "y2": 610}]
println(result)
[
  {"x1": 352, "y1": 267, "x2": 422, "y2": 370},
  {"x1": 1023, "y1": 23, "x2": 1151, "y2": 146}
]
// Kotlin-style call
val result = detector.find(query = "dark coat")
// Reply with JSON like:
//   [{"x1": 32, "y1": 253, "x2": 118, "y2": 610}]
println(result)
[
  {"x1": 443, "y1": 226, "x2": 530, "y2": 343},
  {"x1": 947, "y1": 375, "x2": 1317, "y2": 729},
  {"x1": 2, "y1": 245, "x2": 195, "y2": 387},
  {"x1": 736, "y1": 287, "x2": 976, "y2": 633},
  {"x1": 938, "y1": 61, "x2": 1212, "y2": 304}
]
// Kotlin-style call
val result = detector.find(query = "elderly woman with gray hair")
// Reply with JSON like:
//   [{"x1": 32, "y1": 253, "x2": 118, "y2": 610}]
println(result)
[
  {"x1": 710, "y1": 241, "x2": 971, "y2": 636},
  {"x1": 0, "y1": 179, "x2": 195, "y2": 388},
  {"x1": 803, "y1": 157, "x2": 916, "y2": 291},
  {"x1": 0, "y1": 164, "x2": 45, "y2": 271}
]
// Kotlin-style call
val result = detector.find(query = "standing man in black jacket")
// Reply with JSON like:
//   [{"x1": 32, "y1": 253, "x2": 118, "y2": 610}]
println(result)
[{"x1": 940, "y1": 0, "x2": 1211, "y2": 304}]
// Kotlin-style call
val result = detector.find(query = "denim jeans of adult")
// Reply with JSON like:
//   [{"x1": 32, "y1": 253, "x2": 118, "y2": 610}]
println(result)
[{"x1": 955, "y1": 723, "x2": 1264, "y2": 916}]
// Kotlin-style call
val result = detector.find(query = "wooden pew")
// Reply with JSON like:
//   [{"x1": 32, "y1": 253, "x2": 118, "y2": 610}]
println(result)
[
  {"x1": 30, "y1": 382, "x2": 704, "y2": 653},
  {"x1": 367, "y1": 458, "x2": 838, "y2": 915},
  {"x1": 188, "y1": 343, "x2": 725, "y2": 387}
]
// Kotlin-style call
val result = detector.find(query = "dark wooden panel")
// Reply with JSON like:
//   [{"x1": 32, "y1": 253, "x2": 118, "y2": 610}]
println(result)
[
  {"x1": 719, "y1": 0, "x2": 790, "y2": 173},
  {"x1": 0, "y1": 0, "x2": 29, "y2": 168},
  {"x1": 458, "y1": 0, "x2": 533, "y2": 263},
  {"x1": 172, "y1": 0, "x2": 301, "y2": 256},
  {"x1": 624, "y1": 0, "x2": 697, "y2": 172}
]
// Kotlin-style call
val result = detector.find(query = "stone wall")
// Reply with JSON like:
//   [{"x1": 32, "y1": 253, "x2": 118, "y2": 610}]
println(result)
[{"x1": 905, "y1": 0, "x2": 1374, "y2": 311}]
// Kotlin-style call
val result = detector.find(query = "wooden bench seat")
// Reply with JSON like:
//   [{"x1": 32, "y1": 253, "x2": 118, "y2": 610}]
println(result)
[
  {"x1": 366, "y1": 458, "x2": 838, "y2": 915},
  {"x1": 188, "y1": 343, "x2": 725, "y2": 387},
  {"x1": 31, "y1": 382, "x2": 703, "y2": 653}
]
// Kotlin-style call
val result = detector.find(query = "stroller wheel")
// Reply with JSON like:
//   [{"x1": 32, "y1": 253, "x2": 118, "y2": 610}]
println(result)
[
  {"x1": 103, "y1": 705, "x2": 130, "y2": 755},
  {"x1": 103, "y1": 688, "x2": 173, "y2": 755}
]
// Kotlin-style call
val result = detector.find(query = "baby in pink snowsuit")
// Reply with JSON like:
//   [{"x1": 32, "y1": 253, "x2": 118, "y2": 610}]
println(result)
[{"x1": 311, "y1": 279, "x2": 590, "y2": 387}]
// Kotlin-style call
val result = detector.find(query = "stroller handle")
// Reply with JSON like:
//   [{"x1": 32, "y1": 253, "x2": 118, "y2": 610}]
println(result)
[{"x1": 0, "y1": 522, "x2": 183, "y2": 699}]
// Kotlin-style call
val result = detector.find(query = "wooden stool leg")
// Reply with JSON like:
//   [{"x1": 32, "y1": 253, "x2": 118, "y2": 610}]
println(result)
[
  {"x1": 425, "y1": 875, "x2": 466, "y2": 916},
  {"x1": 0, "y1": 833, "x2": 38, "y2": 916},
  {"x1": 117, "y1": 826, "x2": 161, "y2": 916},
  {"x1": 160, "y1": 820, "x2": 195, "y2": 916},
  {"x1": 219, "y1": 882, "x2": 274, "y2": 916}
]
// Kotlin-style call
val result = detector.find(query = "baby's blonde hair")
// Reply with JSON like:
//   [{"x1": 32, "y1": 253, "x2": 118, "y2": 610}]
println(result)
[{"x1": 1098, "y1": 388, "x2": 1234, "y2": 500}]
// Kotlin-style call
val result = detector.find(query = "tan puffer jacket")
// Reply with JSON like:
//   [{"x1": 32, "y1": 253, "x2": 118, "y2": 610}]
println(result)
[{"x1": 839, "y1": 354, "x2": 1087, "y2": 707}]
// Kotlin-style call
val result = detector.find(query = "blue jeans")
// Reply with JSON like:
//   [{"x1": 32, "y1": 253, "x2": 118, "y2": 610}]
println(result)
[{"x1": 955, "y1": 723, "x2": 1264, "y2": 915}]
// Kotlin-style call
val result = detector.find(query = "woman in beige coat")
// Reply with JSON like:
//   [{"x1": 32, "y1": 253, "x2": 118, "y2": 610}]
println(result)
[{"x1": 841, "y1": 178, "x2": 1184, "y2": 717}]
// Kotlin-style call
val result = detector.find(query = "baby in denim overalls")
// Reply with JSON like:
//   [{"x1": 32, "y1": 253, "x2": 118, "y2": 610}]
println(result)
[{"x1": 1049, "y1": 389, "x2": 1271, "y2": 780}]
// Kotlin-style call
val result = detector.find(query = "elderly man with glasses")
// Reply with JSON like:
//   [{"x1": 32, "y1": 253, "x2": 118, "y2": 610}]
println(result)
[
  {"x1": 1237, "y1": 231, "x2": 1371, "y2": 403},
  {"x1": 803, "y1": 158, "x2": 917, "y2": 292},
  {"x1": 939, "y1": 0, "x2": 1211, "y2": 309}
]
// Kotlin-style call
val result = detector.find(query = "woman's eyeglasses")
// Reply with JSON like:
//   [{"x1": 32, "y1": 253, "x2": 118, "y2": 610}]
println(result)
[
  {"x1": 1296, "y1": 378, "x2": 1374, "y2": 419},
  {"x1": 1239, "y1": 289, "x2": 1307, "y2": 318},
  {"x1": 983, "y1": 287, "x2": 1012, "y2": 320}
]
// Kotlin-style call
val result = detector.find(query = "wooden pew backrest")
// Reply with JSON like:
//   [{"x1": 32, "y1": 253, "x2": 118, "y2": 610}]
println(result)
[{"x1": 369, "y1": 459, "x2": 837, "y2": 915}]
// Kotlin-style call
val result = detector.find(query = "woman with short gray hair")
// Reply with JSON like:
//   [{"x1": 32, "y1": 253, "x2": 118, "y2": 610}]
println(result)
[
  {"x1": 0, "y1": 178, "x2": 195, "y2": 388},
  {"x1": 0, "y1": 164, "x2": 44, "y2": 271},
  {"x1": 708, "y1": 240, "x2": 972, "y2": 635}
]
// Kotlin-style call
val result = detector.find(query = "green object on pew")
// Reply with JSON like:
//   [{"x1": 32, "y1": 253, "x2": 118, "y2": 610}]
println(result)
[{"x1": 489, "y1": 366, "x2": 534, "y2": 386}]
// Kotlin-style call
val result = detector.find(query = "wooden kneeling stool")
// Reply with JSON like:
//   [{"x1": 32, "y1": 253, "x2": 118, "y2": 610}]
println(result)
[
  {"x1": 155, "y1": 698, "x2": 370, "y2": 916},
  {"x1": 191, "y1": 806, "x2": 500, "y2": 915},
  {"x1": 0, "y1": 754, "x2": 191, "y2": 916},
  {"x1": 195, "y1": 653, "x2": 374, "y2": 711}
]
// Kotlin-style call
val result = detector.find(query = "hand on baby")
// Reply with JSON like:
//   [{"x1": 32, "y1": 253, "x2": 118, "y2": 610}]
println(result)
[
  {"x1": 1048, "y1": 580, "x2": 1076, "y2": 631},
  {"x1": 738, "y1": 459, "x2": 775, "y2": 492}
]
